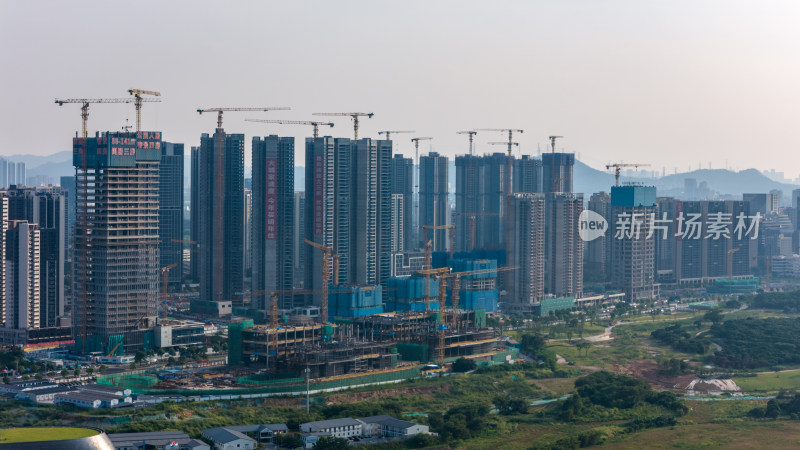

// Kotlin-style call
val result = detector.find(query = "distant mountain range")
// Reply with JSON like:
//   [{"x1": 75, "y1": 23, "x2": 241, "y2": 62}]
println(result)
[{"x1": 8, "y1": 151, "x2": 797, "y2": 202}]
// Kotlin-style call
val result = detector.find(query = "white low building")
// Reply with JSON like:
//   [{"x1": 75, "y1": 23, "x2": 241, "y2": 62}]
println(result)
[
  {"x1": 357, "y1": 415, "x2": 429, "y2": 438},
  {"x1": 300, "y1": 418, "x2": 362, "y2": 439},
  {"x1": 54, "y1": 391, "x2": 132, "y2": 408}
]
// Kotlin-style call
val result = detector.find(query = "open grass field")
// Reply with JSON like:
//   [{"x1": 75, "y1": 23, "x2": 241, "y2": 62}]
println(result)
[
  {"x1": 0, "y1": 427, "x2": 98, "y2": 443},
  {"x1": 734, "y1": 370, "x2": 800, "y2": 393}
]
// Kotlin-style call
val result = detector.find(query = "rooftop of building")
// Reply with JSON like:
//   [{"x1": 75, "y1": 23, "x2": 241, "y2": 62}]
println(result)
[
  {"x1": 224, "y1": 423, "x2": 288, "y2": 434},
  {"x1": 303, "y1": 417, "x2": 362, "y2": 429},
  {"x1": 202, "y1": 427, "x2": 256, "y2": 444},
  {"x1": 55, "y1": 390, "x2": 125, "y2": 402},
  {"x1": 78, "y1": 384, "x2": 130, "y2": 394},
  {"x1": 358, "y1": 415, "x2": 420, "y2": 429}
]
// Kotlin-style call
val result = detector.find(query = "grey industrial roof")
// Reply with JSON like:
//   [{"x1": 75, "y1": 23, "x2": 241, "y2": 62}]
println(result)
[
  {"x1": 203, "y1": 427, "x2": 256, "y2": 444},
  {"x1": 78, "y1": 384, "x2": 129, "y2": 394},
  {"x1": 358, "y1": 415, "x2": 420, "y2": 429},
  {"x1": 108, "y1": 431, "x2": 190, "y2": 441},
  {"x1": 18, "y1": 386, "x2": 74, "y2": 396},
  {"x1": 225, "y1": 423, "x2": 288, "y2": 433},
  {"x1": 56, "y1": 390, "x2": 124, "y2": 402},
  {"x1": 303, "y1": 417, "x2": 362, "y2": 429}
]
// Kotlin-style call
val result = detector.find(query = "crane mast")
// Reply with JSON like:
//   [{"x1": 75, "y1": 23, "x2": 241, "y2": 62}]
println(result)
[{"x1": 128, "y1": 89, "x2": 161, "y2": 132}]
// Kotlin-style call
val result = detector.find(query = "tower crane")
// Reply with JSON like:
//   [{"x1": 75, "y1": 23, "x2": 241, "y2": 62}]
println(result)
[
  {"x1": 422, "y1": 224, "x2": 455, "y2": 260},
  {"x1": 312, "y1": 112, "x2": 374, "y2": 140},
  {"x1": 55, "y1": 97, "x2": 150, "y2": 353},
  {"x1": 457, "y1": 131, "x2": 478, "y2": 156},
  {"x1": 410, "y1": 137, "x2": 433, "y2": 165},
  {"x1": 244, "y1": 119, "x2": 334, "y2": 138},
  {"x1": 160, "y1": 264, "x2": 178, "y2": 320},
  {"x1": 197, "y1": 107, "x2": 289, "y2": 303},
  {"x1": 377, "y1": 130, "x2": 415, "y2": 141},
  {"x1": 605, "y1": 163, "x2": 651, "y2": 186},
  {"x1": 304, "y1": 239, "x2": 341, "y2": 323},
  {"x1": 548, "y1": 135, "x2": 563, "y2": 153},
  {"x1": 127, "y1": 89, "x2": 161, "y2": 132},
  {"x1": 453, "y1": 212, "x2": 499, "y2": 251},
  {"x1": 197, "y1": 107, "x2": 290, "y2": 129}
]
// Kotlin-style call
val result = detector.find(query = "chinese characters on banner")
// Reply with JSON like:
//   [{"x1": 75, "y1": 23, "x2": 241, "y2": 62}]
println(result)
[
  {"x1": 614, "y1": 212, "x2": 762, "y2": 240},
  {"x1": 265, "y1": 159, "x2": 278, "y2": 241},
  {"x1": 314, "y1": 155, "x2": 324, "y2": 236},
  {"x1": 135, "y1": 132, "x2": 162, "y2": 150}
]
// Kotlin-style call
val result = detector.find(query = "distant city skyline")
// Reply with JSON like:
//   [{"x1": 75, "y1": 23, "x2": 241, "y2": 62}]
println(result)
[{"x1": 3, "y1": 1, "x2": 800, "y2": 175}]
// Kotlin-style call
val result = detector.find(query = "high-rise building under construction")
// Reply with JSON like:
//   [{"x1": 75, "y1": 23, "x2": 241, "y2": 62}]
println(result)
[
  {"x1": 454, "y1": 153, "x2": 509, "y2": 252},
  {"x1": 507, "y1": 193, "x2": 546, "y2": 305},
  {"x1": 419, "y1": 152, "x2": 449, "y2": 251},
  {"x1": 304, "y1": 137, "x2": 392, "y2": 310},
  {"x1": 195, "y1": 131, "x2": 245, "y2": 306},
  {"x1": 251, "y1": 135, "x2": 295, "y2": 310},
  {"x1": 72, "y1": 131, "x2": 160, "y2": 353}
]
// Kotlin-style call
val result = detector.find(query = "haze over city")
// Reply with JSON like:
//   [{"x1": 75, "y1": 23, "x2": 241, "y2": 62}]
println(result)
[
  {"x1": 3, "y1": 0, "x2": 800, "y2": 174},
  {"x1": 6, "y1": 2, "x2": 800, "y2": 449}
]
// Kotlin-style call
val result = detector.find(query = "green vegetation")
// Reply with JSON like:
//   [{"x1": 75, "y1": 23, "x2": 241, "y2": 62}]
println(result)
[
  {"x1": 734, "y1": 370, "x2": 800, "y2": 392},
  {"x1": 650, "y1": 322, "x2": 710, "y2": 354},
  {"x1": 744, "y1": 290, "x2": 800, "y2": 312},
  {"x1": 711, "y1": 318, "x2": 800, "y2": 368},
  {"x1": 451, "y1": 357, "x2": 477, "y2": 373},
  {"x1": 0, "y1": 427, "x2": 98, "y2": 443}
]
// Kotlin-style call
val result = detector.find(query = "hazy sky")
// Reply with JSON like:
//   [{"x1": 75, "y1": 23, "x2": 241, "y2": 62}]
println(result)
[{"x1": 2, "y1": 1, "x2": 800, "y2": 176}]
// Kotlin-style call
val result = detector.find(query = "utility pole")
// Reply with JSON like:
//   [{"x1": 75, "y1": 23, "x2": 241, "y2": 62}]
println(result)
[{"x1": 305, "y1": 367, "x2": 311, "y2": 413}]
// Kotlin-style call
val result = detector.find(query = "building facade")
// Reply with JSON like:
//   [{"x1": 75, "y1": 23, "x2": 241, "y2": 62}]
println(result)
[
  {"x1": 252, "y1": 136, "x2": 295, "y2": 310},
  {"x1": 545, "y1": 193, "x2": 583, "y2": 298},
  {"x1": 507, "y1": 193, "x2": 545, "y2": 304},
  {"x1": 304, "y1": 138, "x2": 392, "y2": 311},
  {"x1": 72, "y1": 131, "x2": 160, "y2": 353},
  {"x1": 4, "y1": 186, "x2": 65, "y2": 327},
  {"x1": 195, "y1": 131, "x2": 245, "y2": 306},
  {"x1": 418, "y1": 152, "x2": 449, "y2": 251},
  {"x1": 610, "y1": 185, "x2": 657, "y2": 301},
  {"x1": 454, "y1": 153, "x2": 508, "y2": 252},
  {"x1": 542, "y1": 152, "x2": 574, "y2": 193},
  {"x1": 159, "y1": 142, "x2": 184, "y2": 289},
  {"x1": 391, "y1": 155, "x2": 414, "y2": 251}
]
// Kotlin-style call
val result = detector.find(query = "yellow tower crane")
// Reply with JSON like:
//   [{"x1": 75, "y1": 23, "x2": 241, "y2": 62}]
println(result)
[
  {"x1": 127, "y1": 89, "x2": 161, "y2": 132},
  {"x1": 304, "y1": 239, "x2": 340, "y2": 323}
]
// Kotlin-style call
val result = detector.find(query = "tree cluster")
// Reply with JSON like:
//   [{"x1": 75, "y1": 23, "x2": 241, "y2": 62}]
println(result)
[
  {"x1": 711, "y1": 318, "x2": 800, "y2": 368},
  {"x1": 650, "y1": 323, "x2": 710, "y2": 355}
]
